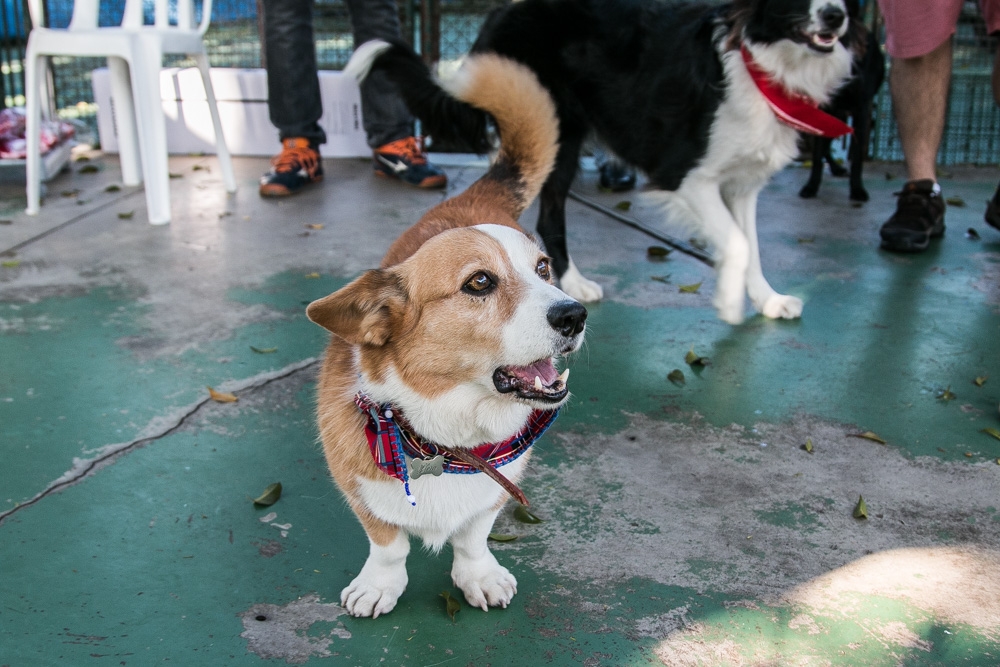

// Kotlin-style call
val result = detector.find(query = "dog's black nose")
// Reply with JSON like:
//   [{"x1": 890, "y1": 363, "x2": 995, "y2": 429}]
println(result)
[
  {"x1": 820, "y1": 4, "x2": 845, "y2": 30},
  {"x1": 547, "y1": 300, "x2": 587, "y2": 337}
]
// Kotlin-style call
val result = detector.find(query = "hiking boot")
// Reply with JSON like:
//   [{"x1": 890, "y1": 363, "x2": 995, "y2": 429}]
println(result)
[
  {"x1": 879, "y1": 179, "x2": 946, "y2": 252},
  {"x1": 985, "y1": 181, "x2": 1000, "y2": 232},
  {"x1": 259, "y1": 138, "x2": 323, "y2": 197},
  {"x1": 373, "y1": 136, "x2": 447, "y2": 189}
]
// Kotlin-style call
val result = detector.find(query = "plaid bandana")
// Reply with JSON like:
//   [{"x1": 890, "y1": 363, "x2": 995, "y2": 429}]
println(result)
[
  {"x1": 355, "y1": 391, "x2": 558, "y2": 506},
  {"x1": 741, "y1": 46, "x2": 853, "y2": 139}
]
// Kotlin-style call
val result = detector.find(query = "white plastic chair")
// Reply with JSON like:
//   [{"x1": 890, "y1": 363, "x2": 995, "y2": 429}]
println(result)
[{"x1": 24, "y1": 0, "x2": 237, "y2": 224}]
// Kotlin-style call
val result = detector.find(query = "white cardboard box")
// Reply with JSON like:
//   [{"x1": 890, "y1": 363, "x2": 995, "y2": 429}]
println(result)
[{"x1": 92, "y1": 67, "x2": 370, "y2": 157}]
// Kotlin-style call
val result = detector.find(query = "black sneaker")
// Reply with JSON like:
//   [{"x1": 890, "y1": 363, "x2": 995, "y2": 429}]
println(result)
[
  {"x1": 598, "y1": 157, "x2": 637, "y2": 192},
  {"x1": 259, "y1": 138, "x2": 323, "y2": 197},
  {"x1": 985, "y1": 182, "x2": 1000, "y2": 232},
  {"x1": 879, "y1": 179, "x2": 946, "y2": 252},
  {"x1": 372, "y1": 136, "x2": 447, "y2": 189}
]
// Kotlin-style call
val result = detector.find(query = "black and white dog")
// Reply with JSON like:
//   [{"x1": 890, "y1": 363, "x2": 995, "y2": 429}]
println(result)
[
  {"x1": 799, "y1": 27, "x2": 886, "y2": 202},
  {"x1": 349, "y1": 0, "x2": 858, "y2": 324}
]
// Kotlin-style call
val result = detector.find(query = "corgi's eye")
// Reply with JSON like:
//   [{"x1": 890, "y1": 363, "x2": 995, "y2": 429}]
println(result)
[
  {"x1": 536, "y1": 258, "x2": 552, "y2": 281},
  {"x1": 462, "y1": 271, "x2": 495, "y2": 295}
]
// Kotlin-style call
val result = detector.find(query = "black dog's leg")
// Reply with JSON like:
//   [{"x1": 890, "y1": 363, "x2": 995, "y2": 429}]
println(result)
[
  {"x1": 848, "y1": 97, "x2": 873, "y2": 202},
  {"x1": 826, "y1": 140, "x2": 848, "y2": 177},
  {"x1": 799, "y1": 137, "x2": 825, "y2": 198}
]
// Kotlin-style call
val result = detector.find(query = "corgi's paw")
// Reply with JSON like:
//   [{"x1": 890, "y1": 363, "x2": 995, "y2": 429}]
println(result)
[
  {"x1": 760, "y1": 293, "x2": 803, "y2": 320},
  {"x1": 340, "y1": 569, "x2": 407, "y2": 618},
  {"x1": 452, "y1": 557, "x2": 517, "y2": 611}
]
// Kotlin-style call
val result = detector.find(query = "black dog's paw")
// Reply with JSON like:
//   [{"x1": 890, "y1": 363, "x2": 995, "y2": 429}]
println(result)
[
  {"x1": 828, "y1": 162, "x2": 848, "y2": 178},
  {"x1": 799, "y1": 184, "x2": 819, "y2": 199},
  {"x1": 849, "y1": 187, "x2": 869, "y2": 202}
]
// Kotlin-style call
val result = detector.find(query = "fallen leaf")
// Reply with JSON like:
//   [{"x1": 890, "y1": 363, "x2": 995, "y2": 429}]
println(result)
[
  {"x1": 1, "y1": 260, "x2": 20, "y2": 268},
  {"x1": 75, "y1": 155, "x2": 90, "y2": 162},
  {"x1": 849, "y1": 431, "x2": 886, "y2": 445},
  {"x1": 966, "y1": 228, "x2": 981, "y2": 240},
  {"x1": 250, "y1": 346, "x2": 278, "y2": 354},
  {"x1": 253, "y1": 482, "x2": 282, "y2": 506},
  {"x1": 678, "y1": 282, "x2": 702, "y2": 294},
  {"x1": 513, "y1": 505, "x2": 543, "y2": 524},
  {"x1": 192, "y1": 164, "x2": 206, "y2": 171},
  {"x1": 78, "y1": 164, "x2": 99, "y2": 174},
  {"x1": 304, "y1": 272, "x2": 321, "y2": 279},
  {"x1": 982, "y1": 428, "x2": 1000, "y2": 442},
  {"x1": 488, "y1": 533, "x2": 518, "y2": 542},
  {"x1": 937, "y1": 386, "x2": 956, "y2": 401},
  {"x1": 104, "y1": 184, "x2": 121, "y2": 192},
  {"x1": 688, "y1": 237, "x2": 708, "y2": 250},
  {"x1": 305, "y1": 223, "x2": 324, "y2": 230},
  {"x1": 853, "y1": 495, "x2": 868, "y2": 519},
  {"x1": 797, "y1": 237, "x2": 816, "y2": 244},
  {"x1": 684, "y1": 347, "x2": 709, "y2": 367},
  {"x1": 647, "y1": 245, "x2": 672, "y2": 258},
  {"x1": 60, "y1": 188, "x2": 80, "y2": 197},
  {"x1": 440, "y1": 591, "x2": 460, "y2": 622},
  {"x1": 117, "y1": 211, "x2": 135, "y2": 220},
  {"x1": 650, "y1": 275, "x2": 671, "y2": 283},
  {"x1": 169, "y1": 172, "x2": 183, "y2": 179},
  {"x1": 0, "y1": 219, "x2": 11, "y2": 225},
  {"x1": 964, "y1": 452, "x2": 973, "y2": 458},
  {"x1": 801, "y1": 439, "x2": 813, "y2": 453},
  {"x1": 615, "y1": 201, "x2": 632, "y2": 212},
  {"x1": 218, "y1": 211, "x2": 232, "y2": 219},
  {"x1": 207, "y1": 386, "x2": 238, "y2": 403},
  {"x1": 945, "y1": 196, "x2": 965, "y2": 207},
  {"x1": 885, "y1": 172, "x2": 895, "y2": 180},
  {"x1": 974, "y1": 375, "x2": 988, "y2": 387},
  {"x1": 667, "y1": 369, "x2": 685, "y2": 386}
]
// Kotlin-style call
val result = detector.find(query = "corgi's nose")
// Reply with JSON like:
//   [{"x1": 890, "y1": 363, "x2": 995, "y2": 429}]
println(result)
[
  {"x1": 820, "y1": 4, "x2": 845, "y2": 30},
  {"x1": 547, "y1": 300, "x2": 587, "y2": 337}
]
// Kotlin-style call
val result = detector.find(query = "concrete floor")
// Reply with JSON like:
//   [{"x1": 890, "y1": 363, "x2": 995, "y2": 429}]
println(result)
[{"x1": 1, "y1": 151, "x2": 999, "y2": 666}]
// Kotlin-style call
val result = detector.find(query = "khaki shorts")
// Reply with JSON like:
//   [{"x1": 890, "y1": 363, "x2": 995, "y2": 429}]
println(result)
[{"x1": 877, "y1": 0, "x2": 1000, "y2": 58}]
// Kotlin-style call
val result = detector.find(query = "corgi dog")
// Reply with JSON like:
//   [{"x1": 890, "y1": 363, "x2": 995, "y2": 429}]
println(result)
[{"x1": 306, "y1": 52, "x2": 587, "y2": 618}]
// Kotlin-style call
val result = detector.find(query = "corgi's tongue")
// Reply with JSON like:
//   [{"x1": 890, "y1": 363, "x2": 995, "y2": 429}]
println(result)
[{"x1": 492, "y1": 358, "x2": 569, "y2": 403}]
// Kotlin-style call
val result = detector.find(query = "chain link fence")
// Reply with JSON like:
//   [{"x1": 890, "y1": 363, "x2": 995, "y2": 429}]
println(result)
[{"x1": 1, "y1": 0, "x2": 998, "y2": 165}]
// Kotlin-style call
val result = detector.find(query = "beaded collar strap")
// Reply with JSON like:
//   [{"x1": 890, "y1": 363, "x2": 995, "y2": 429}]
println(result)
[
  {"x1": 740, "y1": 45, "x2": 853, "y2": 139},
  {"x1": 354, "y1": 391, "x2": 558, "y2": 507}
]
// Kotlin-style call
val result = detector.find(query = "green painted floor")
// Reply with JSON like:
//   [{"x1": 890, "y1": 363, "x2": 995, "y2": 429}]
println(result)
[{"x1": 1, "y1": 153, "x2": 998, "y2": 666}]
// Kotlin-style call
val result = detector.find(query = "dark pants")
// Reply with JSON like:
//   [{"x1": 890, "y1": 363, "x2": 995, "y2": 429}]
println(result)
[{"x1": 261, "y1": 0, "x2": 414, "y2": 149}]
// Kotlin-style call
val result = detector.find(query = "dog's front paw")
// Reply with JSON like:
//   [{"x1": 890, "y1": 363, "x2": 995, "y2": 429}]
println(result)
[
  {"x1": 559, "y1": 262, "x2": 604, "y2": 302},
  {"x1": 760, "y1": 293, "x2": 803, "y2": 320},
  {"x1": 849, "y1": 187, "x2": 870, "y2": 203},
  {"x1": 341, "y1": 570, "x2": 407, "y2": 618},
  {"x1": 452, "y1": 557, "x2": 518, "y2": 611}
]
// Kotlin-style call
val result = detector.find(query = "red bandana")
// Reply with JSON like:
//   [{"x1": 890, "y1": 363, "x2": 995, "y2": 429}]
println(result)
[
  {"x1": 355, "y1": 392, "x2": 558, "y2": 506},
  {"x1": 740, "y1": 46, "x2": 853, "y2": 139}
]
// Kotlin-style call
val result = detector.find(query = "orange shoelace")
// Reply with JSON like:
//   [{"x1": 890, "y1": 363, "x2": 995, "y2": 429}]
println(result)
[
  {"x1": 272, "y1": 138, "x2": 319, "y2": 175},
  {"x1": 377, "y1": 136, "x2": 427, "y2": 165}
]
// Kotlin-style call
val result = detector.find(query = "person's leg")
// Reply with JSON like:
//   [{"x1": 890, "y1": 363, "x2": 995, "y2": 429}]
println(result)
[
  {"x1": 981, "y1": 0, "x2": 1000, "y2": 229},
  {"x1": 343, "y1": 0, "x2": 413, "y2": 147},
  {"x1": 261, "y1": 0, "x2": 325, "y2": 146},
  {"x1": 876, "y1": 0, "x2": 962, "y2": 251}
]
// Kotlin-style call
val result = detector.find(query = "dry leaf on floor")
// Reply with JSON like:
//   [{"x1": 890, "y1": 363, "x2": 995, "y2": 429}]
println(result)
[
  {"x1": 678, "y1": 282, "x2": 702, "y2": 294},
  {"x1": 667, "y1": 369, "x2": 686, "y2": 386},
  {"x1": 966, "y1": 228, "x2": 981, "y2": 240},
  {"x1": 937, "y1": 386, "x2": 956, "y2": 401},
  {"x1": 169, "y1": 173, "x2": 183, "y2": 179},
  {"x1": 615, "y1": 201, "x2": 631, "y2": 212},
  {"x1": 488, "y1": 533, "x2": 518, "y2": 542},
  {"x1": 685, "y1": 347, "x2": 709, "y2": 366},
  {"x1": 650, "y1": 275, "x2": 671, "y2": 283},
  {"x1": 2, "y1": 259, "x2": 20, "y2": 268},
  {"x1": 797, "y1": 237, "x2": 816, "y2": 244},
  {"x1": 253, "y1": 482, "x2": 282, "y2": 507},
  {"x1": 945, "y1": 196, "x2": 965, "y2": 207},
  {"x1": 647, "y1": 245, "x2": 671, "y2": 258},
  {"x1": 78, "y1": 164, "x2": 99, "y2": 174},
  {"x1": 513, "y1": 505, "x2": 543, "y2": 524},
  {"x1": 305, "y1": 223, "x2": 324, "y2": 230},
  {"x1": 304, "y1": 272, "x2": 320, "y2": 279},
  {"x1": 440, "y1": 591, "x2": 460, "y2": 622},
  {"x1": 849, "y1": 431, "x2": 886, "y2": 444},
  {"x1": 853, "y1": 495, "x2": 868, "y2": 519},
  {"x1": 118, "y1": 211, "x2": 134, "y2": 220},
  {"x1": 974, "y1": 375, "x2": 988, "y2": 387},
  {"x1": 104, "y1": 184, "x2": 121, "y2": 192},
  {"x1": 60, "y1": 189, "x2": 80, "y2": 197},
  {"x1": 801, "y1": 439, "x2": 814, "y2": 453},
  {"x1": 981, "y1": 427, "x2": 1000, "y2": 442},
  {"x1": 207, "y1": 386, "x2": 238, "y2": 403},
  {"x1": 250, "y1": 346, "x2": 277, "y2": 354}
]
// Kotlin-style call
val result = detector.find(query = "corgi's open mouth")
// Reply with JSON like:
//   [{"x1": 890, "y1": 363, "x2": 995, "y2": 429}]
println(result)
[{"x1": 493, "y1": 358, "x2": 569, "y2": 403}]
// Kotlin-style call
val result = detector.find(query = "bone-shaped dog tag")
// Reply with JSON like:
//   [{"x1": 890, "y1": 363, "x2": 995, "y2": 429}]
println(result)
[{"x1": 409, "y1": 455, "x2": 445, "y2": 479}]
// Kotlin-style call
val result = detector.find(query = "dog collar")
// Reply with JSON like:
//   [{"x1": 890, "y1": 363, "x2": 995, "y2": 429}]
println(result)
[
  {"x1": 740, "y1": 46, "x2": 853, "y2": 139},
  {"x1": 354, "y1": 391, "x2": 558, "y2": 507}
]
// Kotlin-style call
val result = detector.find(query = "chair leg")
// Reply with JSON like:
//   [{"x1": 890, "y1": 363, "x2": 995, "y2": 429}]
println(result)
[
  {"x1": 194, "y1": 53, "x2": 237, "y2": 193},
  {"x1": 107, "y1": 56, "x2": 142, "y2": 186},
  {"x1": 24, "y1": 49, "x2": 44, "y2": 216},
  {"x1": 130, "y1": 40, "x2": 171, "y2": 225}
]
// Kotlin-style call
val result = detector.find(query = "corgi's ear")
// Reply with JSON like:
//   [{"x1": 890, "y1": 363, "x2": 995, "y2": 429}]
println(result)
[{"x1": 306, "y1": 270, "x2": 407, "y2": 346}]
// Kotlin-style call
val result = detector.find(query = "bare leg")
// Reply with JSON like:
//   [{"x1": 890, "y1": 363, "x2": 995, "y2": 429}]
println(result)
[
  {"x1": 450, "y1": 509, "x2": 517, "y2": 611},
  {"x1": 890, "y1": 38, "x2": 952, "y2": 182}
]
